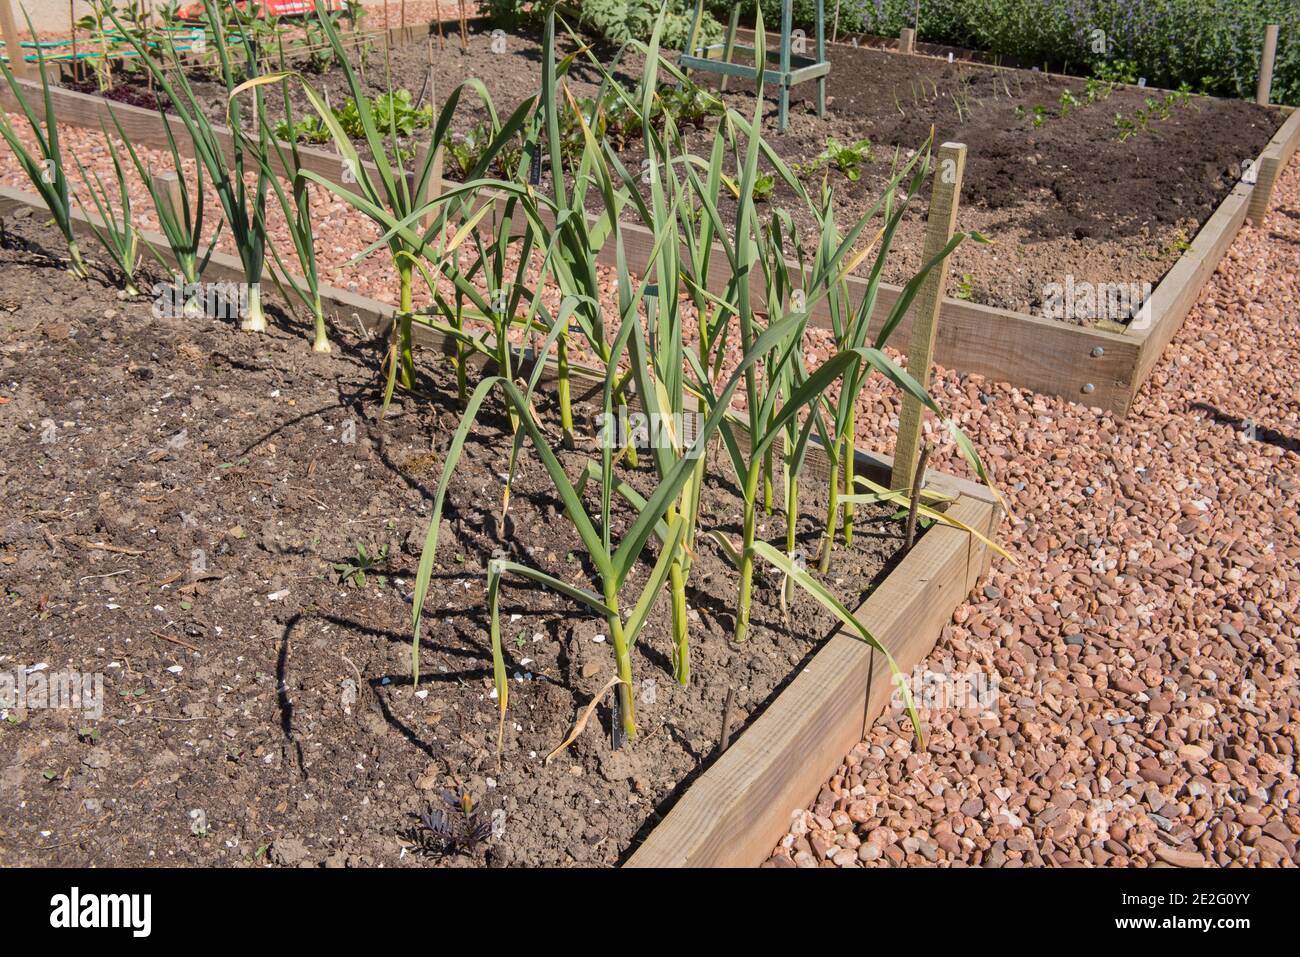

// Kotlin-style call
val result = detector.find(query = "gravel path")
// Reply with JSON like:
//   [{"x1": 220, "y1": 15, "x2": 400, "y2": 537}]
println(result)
[{"x1": 767, "y1": 153, "x2": 1300, "y2": 869}]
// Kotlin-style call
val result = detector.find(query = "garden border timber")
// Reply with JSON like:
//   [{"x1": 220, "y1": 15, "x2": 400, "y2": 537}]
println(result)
[
  {"x1": 626, "y1": 487, "x2": 998, "y2": 867},
  {"x1": 2, "y1": 43, "x2": 1297, "y2": 415},
  {"x1": 0, "y1": 174, "x2": 1002, "y2": 869}
]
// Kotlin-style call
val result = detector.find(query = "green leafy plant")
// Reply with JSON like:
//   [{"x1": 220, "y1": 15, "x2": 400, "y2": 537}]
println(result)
[
  {"x1": 379, "y1": 9, "x2": 1007, "y2": 761},
  {"x1": 799, "y1": 136, "x2": 873, "y2": 182},
  {"x1": 274, "y1": 114, "x2": 332, "y2": 145},
  {"x1": 111, "y1": 0, "x2": 272, "y2": 332},
  {"x1": 75, "y1": 129, "x2": 145, "y2": 296},
  {"x1": 333, "y1": 543, "x2": 389, "y2": 588},
  {"x1": 112, "y1": 109, "x2": 222, "y2": 311},
  {"x1": 260, "y1": 77, "x2": 333, "y2": 352},
  {"x1": 238, "y1": 1, "x2": 528, "y2": 411},
  {"x1": 0, "y1": 21, "x2": 88, "y2": 278}
]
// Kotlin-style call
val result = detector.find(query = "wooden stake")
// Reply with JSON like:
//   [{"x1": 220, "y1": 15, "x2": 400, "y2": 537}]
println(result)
[
  {"x1": 899, "y1": 27, "x2": 916, "y2": 55},
  {"x1": 155, "y1": 171, "x2": 184, "y2": 224},
  {"x1": 412, "y1": 72, "x2": 443, "y2": 232},
  {"x1": 890, "y1": 142, "x2": 966, "y2": 493},
  {"x1": 1256, "y1": 24, "x2": 1278, "y2": 105},
  {"x1": 1, "y1": 0, "x2": 30, "y2": 80},
  {"x1": 718, "y1": 687, "x2": 736, "y2": 754},
  {"x1": 1246, "y1": 153, "x2": 1281, "y2": 226},
  {"x1": 70, "y1": 0, "x2": 78, "y2": 82},
  {"x1": 457, "y1": 0, "x2": 469, "y2": 53}
]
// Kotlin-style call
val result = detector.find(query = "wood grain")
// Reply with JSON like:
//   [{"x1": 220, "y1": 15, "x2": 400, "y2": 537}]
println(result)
[
  {"x1": 892, "y1": 141, "x2": 965, "y2": 491},
  {"x1": 0, "y1": 0, "x2": 28, "y2": 81}
]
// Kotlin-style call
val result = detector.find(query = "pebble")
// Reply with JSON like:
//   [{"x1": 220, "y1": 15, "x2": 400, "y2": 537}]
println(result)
[{"x1": 772, "y1": 154, "x2": 1300, "y2": 868}]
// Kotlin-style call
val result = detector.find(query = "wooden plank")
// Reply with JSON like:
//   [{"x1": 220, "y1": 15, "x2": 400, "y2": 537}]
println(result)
[
  {"x1": 892, "y1": 141, "x2": 965, "y2": 491},
  {"x1": 1257, "y1": 24, "x2": 1279, "y2": 106},
  {"x1": 626, "y1": 493, "x2": 998, "y2": 867},
  {"x1": 0, "y1": 0, "x2": 28, "y2": 80}
]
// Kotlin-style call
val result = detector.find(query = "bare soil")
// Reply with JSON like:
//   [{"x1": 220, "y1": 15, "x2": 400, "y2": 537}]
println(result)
[
  {"x1": 0, "y1": 215, "x2": 908, "y2": 867},
  {"x1": 62, "y1": 22, "x2": 1283, "y2": 323}
]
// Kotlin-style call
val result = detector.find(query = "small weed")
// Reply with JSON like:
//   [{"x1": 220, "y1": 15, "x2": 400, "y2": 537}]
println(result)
[
  {"x1": 409, "y1": 790, "x2": 493, "y2": 857},
  {"x1": 799, "y1": 137, "x2": 873, "y2": 181},
  {"x1": 333, "y1": 543, "x2": 389, "y2": 589}
]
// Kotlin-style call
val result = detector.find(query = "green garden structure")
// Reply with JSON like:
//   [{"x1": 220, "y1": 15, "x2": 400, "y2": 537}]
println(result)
[{"x1": 680, "y1": 0, "x2": 830, "y2": 133}]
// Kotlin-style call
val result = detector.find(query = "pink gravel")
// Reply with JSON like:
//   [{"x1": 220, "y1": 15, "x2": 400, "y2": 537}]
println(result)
[{"x1": 768, "y1": 152, "x2": 1300, "y2": 869}]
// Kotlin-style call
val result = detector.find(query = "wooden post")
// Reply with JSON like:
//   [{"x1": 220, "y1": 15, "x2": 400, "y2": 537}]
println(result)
[
  {"x1": 1246, "y1": 153, "x2": 1280, "y2": 226},
  {"x1": 1, "y1": 0, "x2": 29, "y2": 80},
  {"x1": 718, "y1": 4, "x2": 740, "y2": 91},
  {"x1": 1256, "y1": 24, "x2": 1278, "y2": 105},
  {"x1": 155, "y1": 171, "x2": 183, "y2": 222},
  {"x1": 899, "y1": 27, "x2": 916, "y2": 55},
  {"x1": 412, "y1": 133, "x2": 443, "y2": 232},
  {"x1": 814, "y1": 0, "x2": 826, "y2": 117},
  {"x1": 778, "y1": 0, "x2": 792, "y2": 132},
  {"x1": 891, "y1": 142, "x2": 966, "y2": 493}
]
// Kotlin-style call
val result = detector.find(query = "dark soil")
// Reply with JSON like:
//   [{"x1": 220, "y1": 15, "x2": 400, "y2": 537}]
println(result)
[
  {"x1": 65, "y1": 23, "x2": 1283, "y2": 322},
  {"x1": 0, "y1": 215, "x2": 910, "y2": 867}
]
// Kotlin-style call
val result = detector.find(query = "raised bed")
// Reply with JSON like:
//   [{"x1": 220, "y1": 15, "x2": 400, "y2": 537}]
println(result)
[
  {"x1": 4, "y1": 20, "x2": 1298, "y2": 416},
  {"x1": 0, "y1": 189, "x2": 998, "y2": 866}
]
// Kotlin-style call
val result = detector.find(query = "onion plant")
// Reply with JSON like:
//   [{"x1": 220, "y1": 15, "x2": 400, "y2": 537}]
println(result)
[
  {"x1": 237, "y1": 0, "x2": 529, "y2": 411},
  {"x1": 110, "y1": 0, "x2": 271, "y2": 332},
  {"x1": 664, "y1": 19, "x2": 994, "y2": 645},
  {"x1": 260, "y1": 66, "x2": 331, "y2": 352},
  {"x1": 111, "y1": 111, "x2": 222, "y2": 316},
  {"x1": 0, "y1": 22, "x2": 87, "y2": 278},
  {"x1": 382, "y1": 9, "x2": 1004, "y2": 756},
  {"x1": 74, "y1": 129, "x2": 144, "y2": 296}
]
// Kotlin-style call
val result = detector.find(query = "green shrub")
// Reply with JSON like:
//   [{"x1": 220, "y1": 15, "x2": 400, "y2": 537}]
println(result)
[{"x1": 708, "y1": 0, "x2": 1298, "y2": 105}]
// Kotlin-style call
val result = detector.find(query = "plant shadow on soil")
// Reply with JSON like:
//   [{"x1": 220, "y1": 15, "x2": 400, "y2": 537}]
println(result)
[{"x1": 0, "y1": 216, "x2": 917, "y2": 867}]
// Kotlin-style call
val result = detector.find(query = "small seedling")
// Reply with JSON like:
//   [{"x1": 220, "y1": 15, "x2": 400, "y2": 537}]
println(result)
[
  {"x1": 410, "y1": 790, "x2": 492, "y2": 856},
  {"x1": 799, "y1": 137, "x2": 873, "y2": 181},
  {"x1": 955, "y1": 274, "x2": 976, "y2": 301},
  {"x1": 333, "y1": 543, "x2": 389, "y2": 588}
]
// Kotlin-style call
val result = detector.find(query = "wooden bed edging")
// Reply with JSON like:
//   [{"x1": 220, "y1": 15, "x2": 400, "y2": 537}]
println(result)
[
  {"x1": 1129, "y1": 106, "x2": 1300, "y2": 395},
  {"x1": 626, "y1": 490, "x2": 999, "y2": 867}
]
